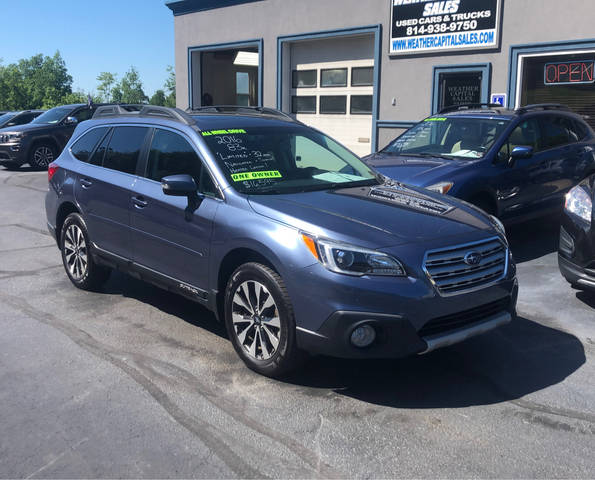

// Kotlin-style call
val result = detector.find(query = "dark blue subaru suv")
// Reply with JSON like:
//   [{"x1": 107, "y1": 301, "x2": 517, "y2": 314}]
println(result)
[
  {"x1": 364, "y1": 104, "x2": 595, "y2": 222},
  {"x1": 46, "y1": 105, "x2": 517, "y2": 377}
]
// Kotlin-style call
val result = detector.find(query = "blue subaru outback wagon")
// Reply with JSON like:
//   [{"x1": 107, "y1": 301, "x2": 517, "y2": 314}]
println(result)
[
  {"x1": 364, "y1": 104, "x2": 595, "y2": 223},
  {"x1": 46, "y1": 105, "x2": 518, "y2": 377}
]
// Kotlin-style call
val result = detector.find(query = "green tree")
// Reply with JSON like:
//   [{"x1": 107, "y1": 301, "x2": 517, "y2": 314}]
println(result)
[
  {"x1": 118, "y1": 66, "x2": 148, "y2": 104},
  {"x1": 164, "y1": 65, "x2": 176, "y2": 107},
  {"x1": 96, "y1": 72, "x2": 117, "y2": 103},
  {"x1": 149, "y1": 89, "x2": 166, "y2": 106},
  {"x1": 0, "y1": 51, "x2": 73, "y2": 110}
]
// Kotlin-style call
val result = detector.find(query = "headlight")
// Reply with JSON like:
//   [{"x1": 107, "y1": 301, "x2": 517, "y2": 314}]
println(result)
[
  {"x1": 0, "y1": 132, "x2": 23, "y2": 143},
  {"x1": 426, "y1": 181, "x2": 454, "y2": 195},
  {"x1": 301, "y1": 234, "x2": 406, "y2": 276},
  {"x1": 565, "y1": 185, "x2": 592, "y2": 226}
]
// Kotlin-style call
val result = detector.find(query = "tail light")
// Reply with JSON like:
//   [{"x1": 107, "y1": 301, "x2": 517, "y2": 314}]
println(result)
[{"x1": 48, "y1": 162, "x2": 59, "y2": 181}]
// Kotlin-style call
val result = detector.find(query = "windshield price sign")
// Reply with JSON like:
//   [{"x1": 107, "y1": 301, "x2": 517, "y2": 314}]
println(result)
[{"x1": 390, "y1": 0, "x2": 501, "y2": 55}]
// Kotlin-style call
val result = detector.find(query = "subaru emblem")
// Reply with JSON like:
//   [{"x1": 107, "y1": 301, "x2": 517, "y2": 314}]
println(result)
[{"x1": 464, "y1": 251, "x2": 482, "y2": 266}]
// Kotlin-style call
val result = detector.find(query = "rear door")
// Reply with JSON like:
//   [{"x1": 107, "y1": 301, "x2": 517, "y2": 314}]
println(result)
[
  {"x1": 74, "y1": 125, "x2": 151, "y2": 259},
  {"x1": 129, "y1": 127, "x2": 220, "y2": 294}
]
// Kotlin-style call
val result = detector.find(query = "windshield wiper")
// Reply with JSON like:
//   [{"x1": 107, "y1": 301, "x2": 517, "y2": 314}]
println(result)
[{"x1": 405, "y1": 152, "x2": 454, "y2": 161}]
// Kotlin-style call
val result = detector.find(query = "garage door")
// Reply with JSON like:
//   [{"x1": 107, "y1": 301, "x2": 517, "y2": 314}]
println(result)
[{"x1": 289, "y1": 36, "x2": 375, "y2": 157}]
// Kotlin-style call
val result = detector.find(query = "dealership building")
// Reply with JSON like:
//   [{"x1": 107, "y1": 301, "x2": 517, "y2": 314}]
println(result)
[{"x1": 166, "y1": 0, "x2": 595, "y2": 155}]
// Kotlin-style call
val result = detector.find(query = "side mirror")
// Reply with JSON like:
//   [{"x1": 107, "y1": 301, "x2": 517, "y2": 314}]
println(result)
[
  {"x1": 64, "y1": 116, "x2": 78, "y2": 125},
  {"x1": 162, "y1": 174, "x2": 204, "y2": 221},
  {"x1": 161, "y1": 174, "x2": 197, "y2": 196},
  {"x1": 508, "y1": 146, "x2": 533, "y2": 167}
]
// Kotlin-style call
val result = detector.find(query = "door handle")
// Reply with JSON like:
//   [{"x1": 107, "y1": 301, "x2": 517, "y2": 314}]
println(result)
[
  {"x1": 132, "y1": 196, "x2": 148, "y2": 209},
  {"x1": 80, "y1": 178, "x2": 92, "y2": 189}
]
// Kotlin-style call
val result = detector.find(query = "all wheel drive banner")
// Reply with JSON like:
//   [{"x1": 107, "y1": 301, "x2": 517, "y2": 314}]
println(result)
[{"x1": 390, "y1": 0, "x2": 501, "y2": 55}]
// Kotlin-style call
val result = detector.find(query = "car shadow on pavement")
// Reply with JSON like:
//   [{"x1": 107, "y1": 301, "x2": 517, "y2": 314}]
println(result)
[
  {"x1": 506, "y1": 214, "x2": 561, "y2": 264},
  {"x1": 102, "y1": 271, "x2": 228, "y2": 340},
  {"x1": 285, "y1": 316, "x2": 585, "y2": 409}
]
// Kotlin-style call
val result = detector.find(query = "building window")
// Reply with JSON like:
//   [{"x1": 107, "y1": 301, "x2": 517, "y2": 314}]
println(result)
[
  {"x1": 199, "y1": 47, "x2": 259, "y2": 107},
  {"x1": 292, "y1": 70, "x2": 317, "y2": 88},
  {"x1": 438, "y1": 71, "x2": 483, "y2": 111},
  {"x1": 292, "y1": 96, "x2": 316, "y2": 114},
  {"x1": 320, "y1": 96, "x2": 347, "y2": 114},
  {"x1": 520, "y1": 52, "x2": 595, "y2": 130},
  {"x1": 321, "y1": 68, "x2": 348, "y2": 87},
  {"x1": 351, "y1": 67, "x2": 373, "y2": 86},
  {"x1": 350, "y1": 95, "x2": 373, "y2": 114}
]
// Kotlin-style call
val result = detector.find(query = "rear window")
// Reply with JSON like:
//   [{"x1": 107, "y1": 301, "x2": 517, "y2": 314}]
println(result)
[{"x1": 70, "y1": 127, "x2": 109, "y2": 162}]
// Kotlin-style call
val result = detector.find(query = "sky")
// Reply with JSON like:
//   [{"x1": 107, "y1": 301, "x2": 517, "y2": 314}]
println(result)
[{"x1": 1, "y1": 0, "x2": 174, "y2": 97}]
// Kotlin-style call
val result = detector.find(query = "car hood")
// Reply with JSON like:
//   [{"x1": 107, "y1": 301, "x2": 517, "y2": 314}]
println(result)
[
  {"x1": 248, "y1": 183, "x2": 494, "y2": 249},
  {"x1": 363, "y1": 152, "x2": 474, "y2": 187},
  {"x1": 0, "y1": 122, "x2": 53, "y2": 134}
]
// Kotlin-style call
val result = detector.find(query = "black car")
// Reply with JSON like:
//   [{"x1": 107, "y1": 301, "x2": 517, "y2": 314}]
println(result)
[
  {"x1": 0, "y1": 110, "x2": 44, "y2": 129},
  {"x1": 559, "y1": 174, "x2": 595, "y2": 291},
  {"x1": 0, "y1": 104, "x2": 100, "y2": 169},
  {"x1": 365, "y1": 104, "x2": 595, "y2": 223}
]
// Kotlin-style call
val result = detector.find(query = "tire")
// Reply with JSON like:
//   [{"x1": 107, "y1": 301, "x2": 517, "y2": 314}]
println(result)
[
  {"x1": 29, "y1": 143, "x2": 56, "y2": 169},
  {"x1": 224, "y1": 262, "x2": 302, "y2": 377},
  {"x1": 60, "y1": 213, "x2": 110, "y2": 291}
]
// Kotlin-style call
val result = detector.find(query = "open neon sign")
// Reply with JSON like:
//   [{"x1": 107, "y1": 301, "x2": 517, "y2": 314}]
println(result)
[{"x1": 544, "y1": 60, "x2": 595, "y2": 85}]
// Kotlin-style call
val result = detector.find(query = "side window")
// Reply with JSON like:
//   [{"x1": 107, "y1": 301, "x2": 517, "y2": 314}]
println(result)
[
  {"x1": 147, "y1": 129, "x2": 218, "y2": 196},
  {"x1": 11, "y1": 113, "x2": 34, "y2": 126},
  {"x1": 72, "y1": 108, "x2": 93, "y2": 123},
  {"x1": 70, "y1": 127, "x2": 109, "y2": 162},
  {"x1": 104, "y1": 126, "x2": 149, "y2": 175},
  {"x1": 539, "y1": 116, "x2": 571, "y2": 150},
  {"x1": 89, "y1": 128, "x2": 112, "y2": 166},
  {"x1": 498, "y1": 119, "x2": 540, "y2": 161}
]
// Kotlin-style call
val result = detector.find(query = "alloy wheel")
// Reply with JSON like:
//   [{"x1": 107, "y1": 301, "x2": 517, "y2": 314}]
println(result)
[
  {"x1": 63, "y1": 224, "x2": 88, "y2": 281},
  {"x1": 232, "y1": 280, "x2": 281, "y2": 360},
  {"x1": 33, "y1": 146, "x2": 54, "y2": 167}
]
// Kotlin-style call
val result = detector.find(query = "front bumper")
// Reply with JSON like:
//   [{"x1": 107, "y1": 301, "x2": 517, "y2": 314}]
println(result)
[
  {"x1": 291, "y1": 235, "x2": 518, "y2": 359},
  {"x1": 0, "y1": 143, "x2": 26, "y2": 166},
  {"x1": 558, "y1": 213, "x2": 595, "y2": 291}
]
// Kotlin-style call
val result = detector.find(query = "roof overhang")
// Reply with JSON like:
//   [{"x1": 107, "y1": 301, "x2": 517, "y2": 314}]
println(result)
[{"x1": 166, "y1": 0, "x2": 264, "y2": 16}]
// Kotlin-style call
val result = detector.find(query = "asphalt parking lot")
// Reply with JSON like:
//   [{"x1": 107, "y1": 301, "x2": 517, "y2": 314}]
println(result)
[{"x1": 0, "y1": 167, "x2": 594, "y2": 479}]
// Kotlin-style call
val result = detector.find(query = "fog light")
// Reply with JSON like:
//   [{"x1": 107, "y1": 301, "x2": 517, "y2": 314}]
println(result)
[{"x1": 350, "y1": 324, "x2": 376, "y2": 348}]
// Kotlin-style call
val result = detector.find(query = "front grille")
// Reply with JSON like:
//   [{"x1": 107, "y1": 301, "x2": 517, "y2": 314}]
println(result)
[
  {"x1": 419, "y1": 297, "x2": 510, "y2": 337},
  {"x1": 0, "y1": 134, "x2": 9, "y2": 143},
  {"x1": 423, "y1": 237, "x2": 508, "y2": 295}
]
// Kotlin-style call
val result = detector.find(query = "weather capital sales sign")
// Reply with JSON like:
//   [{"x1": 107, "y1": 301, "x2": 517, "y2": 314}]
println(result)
[{"x1": 390, "y1": 0, "x2": 501, "y2": 55}]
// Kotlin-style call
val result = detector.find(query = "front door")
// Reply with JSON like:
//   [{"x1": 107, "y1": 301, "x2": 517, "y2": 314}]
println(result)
[
  {"x1": 129, "y1": 128, "x2": 220, "y2": 293},
  {"x1": 493, "y1": 118, "x2": 553, "y2": 218}
]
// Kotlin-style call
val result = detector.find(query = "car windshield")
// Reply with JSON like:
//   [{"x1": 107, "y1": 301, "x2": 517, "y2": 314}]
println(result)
[
  {"x1": 382, "y1": 116, "x2": 511, "y2": 159},
  {"x1": 32, "y1": 106, "x2": 72, "y2": 125},
  {"x1": 200, "y1": 124, "x2": 378, "y2": 195},
  {"x1": 0, "y1": 113, "x2": 16, "y2": 127}
]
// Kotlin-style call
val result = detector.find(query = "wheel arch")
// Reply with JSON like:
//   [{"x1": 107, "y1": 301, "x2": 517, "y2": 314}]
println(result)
[
  {"x1": 55, "y1": 202, "x2": 81, "y2": 248},
  {"x1": 26, "y1": 136, "x2": 60, "y2": 160},
  {"x1": 215, "y1": 247, "x2": 280, "y2": 322},
  {"x1": 467, "y1": 190, "x2": 499, "y2": 216}
]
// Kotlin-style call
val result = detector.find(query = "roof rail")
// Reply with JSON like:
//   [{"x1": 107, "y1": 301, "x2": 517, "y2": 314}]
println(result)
[
  {"x1": 438, "y1": 103, "x2": 505, "y2": 114},
  {"x1": 92, "y1": 105, "x2": 196, "y2": 126},
  {"x1": 188, "y1": 105, "x2": 296, "y2": 121},
  {"x1": 92, "y1": 104, "x2": 143, "y2": 118},
  {"x1": 514, "y1": 103, "x2": 570, "y2": 114}
]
